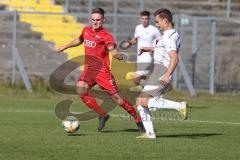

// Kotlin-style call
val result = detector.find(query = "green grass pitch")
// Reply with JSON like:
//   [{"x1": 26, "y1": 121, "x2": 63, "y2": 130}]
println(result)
[{"x1": 0, "y1": 92, "x2": 240, "y2": 160}]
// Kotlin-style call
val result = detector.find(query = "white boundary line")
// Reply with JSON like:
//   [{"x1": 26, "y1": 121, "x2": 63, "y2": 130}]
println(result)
[
  {"x1": 0, "y1": 109, "x2": 51, "y2": 113},
  {"x1": 1, "y1": 110, "x2": 240, "y2": 125},
  {"x1": 190, "y1": 120, "x2": 240, "y2": 125},
  {"x1": 110, "y1": 114, "x2": 240, "y2": 125}
]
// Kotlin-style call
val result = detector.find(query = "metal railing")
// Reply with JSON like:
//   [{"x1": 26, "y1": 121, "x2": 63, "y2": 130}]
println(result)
[
  {"x1": 1, "y1": 0, "x2": 240, "y2": 95},
  {"x1": 0, "y1": 10, "x2": 32, "y2": 92},
  {"x1": 56, "y1": 0, "x2": 235, "y2": 18}
]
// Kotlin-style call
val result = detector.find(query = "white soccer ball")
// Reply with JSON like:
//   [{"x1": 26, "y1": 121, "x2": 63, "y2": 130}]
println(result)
[{"x1": 62, "y1": 116, "x2": 80, "y2": 133}]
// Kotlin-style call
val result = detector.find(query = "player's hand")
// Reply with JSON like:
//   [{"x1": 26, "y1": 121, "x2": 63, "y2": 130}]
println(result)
[
  {"x1": 119, "y1": 40, "x2": 131, "y2": 50},
  {"x1": 159, "y1": 74, "x2": 170, "y2": 86},
  {"x1": 55, "y1": 46, "x2": 66, "y2": 53},
  {"x1": 117, "y1": 52, "x2": 128, "y2": 61},
  {"x1": 139, "y1": 47, "x2": 154, "y2": 55},
  {"x1": 138, "y1": 47, "x2": 148, "y2": 56}
]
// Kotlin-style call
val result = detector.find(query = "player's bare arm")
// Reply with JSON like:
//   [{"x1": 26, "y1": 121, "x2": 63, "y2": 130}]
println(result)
[
  {"x1": 139, "y1": 47, "x2": 154, "y2": 55},
  {"x1": 119, "y1": 37, "x2": 137, "y2": 49},
  {"x1": 128, "y1": 37, "x2": 138, "y2": 46},
  {"x1": 110, "y1": 48, "x2": 128, "y2": 61},
  {"x1": 56, "y1": 37, "x2": 83, "y2": 53},
  {"x1": 160, "y1": 50, "x2": 179, "y2": 85}
]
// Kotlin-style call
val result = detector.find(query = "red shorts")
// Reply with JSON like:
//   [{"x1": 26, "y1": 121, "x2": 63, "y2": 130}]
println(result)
[{"x1": 78, "y1": 70, "x2": 119, "y2": 95}]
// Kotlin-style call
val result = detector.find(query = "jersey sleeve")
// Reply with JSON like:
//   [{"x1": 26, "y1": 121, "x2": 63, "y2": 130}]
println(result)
[
  {"x1": 133, "y1": 26, "x2": 138, "y2": 38},
  {"x1": 165, "y1": 36, "x2": 179, "y2": 53},
  {"x1": 104, "y1": 33, "x2": 116, "y2": 50}
]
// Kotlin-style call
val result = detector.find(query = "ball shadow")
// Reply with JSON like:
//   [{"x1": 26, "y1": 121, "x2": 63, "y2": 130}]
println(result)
[{"x1": 67, "y1": 133, "x2": 86, "y2": 136}]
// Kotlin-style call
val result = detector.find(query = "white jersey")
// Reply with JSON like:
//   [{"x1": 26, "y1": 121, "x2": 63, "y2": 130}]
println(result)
[
  {"x1": 153, "y1": 29, "x2": 180, "y2": 68},
  {"x1": 134, "y1": 24, "x2": 161, "y2": 63}
]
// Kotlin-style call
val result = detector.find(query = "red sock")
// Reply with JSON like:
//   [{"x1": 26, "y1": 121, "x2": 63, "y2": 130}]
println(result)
[
  {"x1": 120, "y1": 99, "x2": 142, "y2": 123},
  {"x1": 80, "y1": 93, "x2": 106, "y2": 116}
]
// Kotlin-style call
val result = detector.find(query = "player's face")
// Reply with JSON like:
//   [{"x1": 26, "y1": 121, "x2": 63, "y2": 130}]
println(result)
[
  {"x1": 140, "y1": 16, "x2": 150, "y2": 27},
  {"x1": 155, "y1": 15, "x2": 166, "y2": 30},
  {"x1": 91, "y1": 13, "x2": 104, "y2": 30}
]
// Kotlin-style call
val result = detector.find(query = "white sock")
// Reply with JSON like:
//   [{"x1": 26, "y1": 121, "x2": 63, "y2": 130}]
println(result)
[
  {"x1": 137, "y1": 105, "x2": 156, "y2": 138},
  {"x1": 148, "y1": 97, "x2": 181, "y2": 111}
]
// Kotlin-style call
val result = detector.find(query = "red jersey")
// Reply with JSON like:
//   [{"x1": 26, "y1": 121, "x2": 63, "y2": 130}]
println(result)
[
  {"x1": 79, "y1": 26, "x2": 115, "y2": 73},
  {"x1": 78, "y1": 26, "x2": 118, "y2": 95}
]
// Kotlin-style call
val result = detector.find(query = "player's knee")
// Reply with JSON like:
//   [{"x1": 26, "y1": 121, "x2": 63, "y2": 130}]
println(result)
[
  {"x1": 136, "y1": 97, "x2": 149, "y2": 107},
  {"x1": 76, "y1": 86, "x2": 87, "y2": 96},
  {"x1": 76, "y1": 81, "x2": 88, "y2": 96},
  {"x1": 136, "y1": 97, "x2": 141, "y2": 106}
]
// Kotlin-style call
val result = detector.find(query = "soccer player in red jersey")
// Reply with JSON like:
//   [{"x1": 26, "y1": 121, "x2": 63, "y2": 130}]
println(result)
[{"x1": 56, "y1": 8, "x2": 145, "y2": 132}]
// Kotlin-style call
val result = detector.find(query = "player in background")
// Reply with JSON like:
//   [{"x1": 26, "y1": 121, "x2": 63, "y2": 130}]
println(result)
[
  {"x1": 123, "y1": 11, "x2": 161, "y2": 92},
  {"x1": 56, "y1": 8, "x2": 145, "y2": 132},
  {"x1": 135, "y1": 8, "x2": 188, "y2": 139}
]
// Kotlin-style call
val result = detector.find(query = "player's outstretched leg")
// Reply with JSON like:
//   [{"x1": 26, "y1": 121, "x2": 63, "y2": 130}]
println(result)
[
  {"x1": 80, "y1": 93, "x2": 110, "y2": 131},
  {"x1": 135, "y1": 94, "x2": 156, "y2": 139},
  {"x1": 120, "y1": 99, "x2": 146, "y2": 133},
  {"x1": 148, "y1": 97, "x2": 188, "y2": 120},
  {"x1": 111, "y1": 93, "x2": 146, "y2": 133},
  {"x1": 98, "y1": 114, "x2": 110, "y2": 132},
  {"x1": 77, "y1": 81, "x2": 109, "y2": 131},
  {"x1": 80, "y1": 93, "x2": 106, "y2": 116},
  {"x1": 136, "y1": 105, "x2": 156, "y2": 139}
]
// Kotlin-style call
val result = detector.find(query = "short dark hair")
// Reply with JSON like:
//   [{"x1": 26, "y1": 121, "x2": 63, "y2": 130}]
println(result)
[
  {"x1": 91, "y1": 8, "x2": 105, "y2": 17},
  {"x1": 154, "y1": 8, "x2": 172, "y2": 22},
  {"x1": 140, "y1": 10, "x2": 150, "y2": 17}
]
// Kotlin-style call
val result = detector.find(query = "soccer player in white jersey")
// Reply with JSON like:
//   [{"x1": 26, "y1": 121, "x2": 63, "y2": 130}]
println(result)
[
  {"x1": 135, "y1": 8, "x2": 187, "y2": 139},
  {"x1": 124, "y1": 11, "x2": 161, "y2": 91}
]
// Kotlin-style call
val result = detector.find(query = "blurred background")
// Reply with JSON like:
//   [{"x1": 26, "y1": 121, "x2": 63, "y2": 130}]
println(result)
[{"x1": 0, "y1": 0, "x2": 240, "y2": 96}]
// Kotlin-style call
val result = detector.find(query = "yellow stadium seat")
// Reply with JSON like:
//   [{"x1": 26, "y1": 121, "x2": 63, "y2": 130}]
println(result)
[{"x1": 1, "y1": 0, "x2": 87, "y2": 60}]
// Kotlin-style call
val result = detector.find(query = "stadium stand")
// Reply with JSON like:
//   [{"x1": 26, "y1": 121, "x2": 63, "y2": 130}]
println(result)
[
  {"x1": 0, "y1": 0, "x2": 239, "y2": 89},
  {"x1": 53, "y1": 0, "x2": 240, "y2": 88},
  {"x1": 0, "y1": 0, "x2": 85, "y2": 59},
  {"x1": 54, "y1": 0, "x2": 240, "y2": 17},
  {"x1": 0, "y1": 2, "x2": 66, "y2": 81}
]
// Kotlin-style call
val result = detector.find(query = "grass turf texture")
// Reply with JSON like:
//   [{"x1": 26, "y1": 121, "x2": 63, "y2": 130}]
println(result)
[{"x1": 0, "y1": 91, "x2": 240, "y2": 160}]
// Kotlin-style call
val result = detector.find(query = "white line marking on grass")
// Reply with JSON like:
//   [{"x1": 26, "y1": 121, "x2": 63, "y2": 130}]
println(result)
[
  {"x1": 0, "y1": 109, "x2": 51, "y2": 113},
  {"x1": 110, "y1": 114, "x2": 240, "y2": 125},
  {"x1": 1, "y1": 110, "x2": 240, "y2": 125},
  {"x1": 190, "y1": 120, "x2": 240, "y2": 125}
]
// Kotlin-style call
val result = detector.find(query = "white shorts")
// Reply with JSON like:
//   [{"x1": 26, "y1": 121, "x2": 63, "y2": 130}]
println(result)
[
  {"x1": 143, "y1": 64, "x2": 172, "y2": 96},
  {"x1": 136, "y1": 52, "x2": 153, "y2": 76}
]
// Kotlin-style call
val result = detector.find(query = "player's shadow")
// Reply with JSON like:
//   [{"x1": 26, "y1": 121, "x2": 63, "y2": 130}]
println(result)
[
  {"x1": 67, "y1": 133, "x2": 86, "y2": 136},
  {"x1": 191, "y1": 106, "x2": 210, "y2": 109},
  {"x1": 101, "y1": 128, "x2": 139, "y2": 133},
  {"x1": 157, "y1": 133, "x2": 223, "y2": 139}
]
